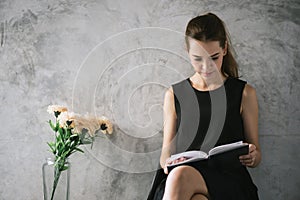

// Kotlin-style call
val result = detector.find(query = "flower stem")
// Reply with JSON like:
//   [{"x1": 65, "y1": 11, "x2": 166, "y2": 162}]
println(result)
[
  {"x1": 50, "y1": 165, "x2": 61, "y2": 200},
  {"x1": 50, "y1": 158, "x2": 67, "y2": 200}
]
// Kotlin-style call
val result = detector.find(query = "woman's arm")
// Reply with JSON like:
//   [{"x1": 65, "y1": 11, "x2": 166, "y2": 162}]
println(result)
[
  {"x1": 160, "y1": 87, "x2": 178, "y2": 172},
  {"x1": 239, "y1": 84, "x2": 261, "y2": 168}
]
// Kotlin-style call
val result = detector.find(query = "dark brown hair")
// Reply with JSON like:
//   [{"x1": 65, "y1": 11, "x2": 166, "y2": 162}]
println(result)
[{"x1": 185, "y1": 13, "x2": 238, "y2": 78}]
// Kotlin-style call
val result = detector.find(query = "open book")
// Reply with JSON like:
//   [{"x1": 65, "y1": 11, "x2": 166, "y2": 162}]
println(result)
[{"x1": 167, "y1": 141, "x2": 249, "y2": 171}]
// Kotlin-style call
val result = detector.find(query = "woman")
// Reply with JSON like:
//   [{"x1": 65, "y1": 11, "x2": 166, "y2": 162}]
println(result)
[{"x1": 147, "y1": 13, "x2": 261, "y2": 200}]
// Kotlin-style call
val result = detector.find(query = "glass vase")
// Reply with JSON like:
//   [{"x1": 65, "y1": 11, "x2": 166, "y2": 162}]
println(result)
[{"x1": 42, "y1": 157, "x2": 70, "y2": 200}]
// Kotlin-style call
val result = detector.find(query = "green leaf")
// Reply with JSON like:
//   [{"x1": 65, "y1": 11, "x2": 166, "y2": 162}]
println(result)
[
  {"x1": 81, "y1": 140, "x2": 92, "y2": 145},
  {"x1": 61, "y1": 150, "x2": 70, "y2": 158},
  {"x1": 61, "y1": 165, "x2": 69, "y2": 171},
  {"x1": 58, "y1": 127, "x2": 65, "y2": 141},
  {"x1": 47, "y1": 142, "x2": 55, "y2": 153},
  {"x1": 74, "y1": 147, "x2": 84, "y2": 153},
  {"x1": 55, "y1": 121, "x2": 60, "y2": 130},
  {"x1": 55, "y1": 157, "x2": 61, "y2": 165},
  {"x1": 66, "y1": 128, "x2": 72, "y2": 137},
  {"x1": 49, "y1": 120, "x2": 58, "y2": 132}
]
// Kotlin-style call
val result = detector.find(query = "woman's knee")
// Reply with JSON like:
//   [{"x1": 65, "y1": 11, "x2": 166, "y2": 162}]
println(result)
[
  {"x1": 165, "y1": 166, "x2": 209, "y2": 195},
  {"x1": 166, "y1": 166, "x2": 190, "y2": 184}
]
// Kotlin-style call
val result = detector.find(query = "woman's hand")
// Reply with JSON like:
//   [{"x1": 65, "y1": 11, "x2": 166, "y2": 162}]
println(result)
[
  {"x1": 163, "y1": 157, "x2": 189, "y2": 174},
  {"x1": 239, "y1": 143, "x2": 259, "y2": 167}
]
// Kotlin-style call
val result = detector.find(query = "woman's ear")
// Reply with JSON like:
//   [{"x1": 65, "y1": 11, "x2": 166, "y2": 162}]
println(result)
[{"x1": 223, "y1": 41, "x2": 228, "y2": 56}]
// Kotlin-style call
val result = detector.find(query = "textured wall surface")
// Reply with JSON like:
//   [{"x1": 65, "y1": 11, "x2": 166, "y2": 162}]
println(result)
[{"x1": 0, "y1": 0, "x2": 299, "y2": 199}]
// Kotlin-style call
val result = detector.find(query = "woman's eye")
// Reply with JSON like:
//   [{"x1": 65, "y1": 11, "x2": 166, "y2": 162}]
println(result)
[
  {"x1": 212, "y1": 57, "x2": 219, "y2": 60},
  {"x1": 195, "y1": 58, "x2": 202, "y2": 62}
]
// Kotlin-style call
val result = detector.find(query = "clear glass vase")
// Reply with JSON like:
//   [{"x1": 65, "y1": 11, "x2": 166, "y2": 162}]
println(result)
[{"x1": 42, "y1": 157, "x2": 70, "y2": 200}]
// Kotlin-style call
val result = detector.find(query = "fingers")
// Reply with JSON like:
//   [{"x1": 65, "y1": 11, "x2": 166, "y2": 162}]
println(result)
[
  {"x1": 164, "y1": 158, "x2": 171, "y2": 174},
  {"x1": 239, "y1": 144, "x2": 257, "y2": 167},
  {"x1": 172, "y1": 156, "x2": 188, "y2": 164},
  {"x1": 249, "y1": 144, "x2": 256, "y2": 153},
  {"x1": 239, "y1": 154, "x2": 255, "y2": 166},
  {"x1": 164, "y1": 166, "x2": 168, "y2": 174},
  {"x1": 164, "y1": 156, "x2": 189, "y2": 174},
  {"x1": 166, "y1": 156, "x2": 188, "y2": 165},
  {"x1": 165, "y1": 157, "x2": 172, "y2": 165}
]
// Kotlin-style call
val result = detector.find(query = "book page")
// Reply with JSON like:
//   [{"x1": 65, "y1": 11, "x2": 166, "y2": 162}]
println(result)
[
  {"x1": 208, "y1": 141, "x2": 247, "y2": 156},
  {"x1": 168, "y1": 156, "x2": 208, "y2": 166},
  {"x1": 169, "y1": 150, "x2": 208, "y2": 163}
]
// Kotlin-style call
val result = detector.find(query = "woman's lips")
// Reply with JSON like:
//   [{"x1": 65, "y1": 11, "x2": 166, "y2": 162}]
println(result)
[{"x1": 201, "y1": 71, "x2": 214, "y2": 77}]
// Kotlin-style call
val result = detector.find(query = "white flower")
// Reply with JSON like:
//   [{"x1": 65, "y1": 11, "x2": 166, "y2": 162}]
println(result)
[
  {"x1": 57, "y1": 112, "x2": 76, "y2": 128},
  {"x1": 47, "y1": 105, "x2": 68, "y2": 117}
]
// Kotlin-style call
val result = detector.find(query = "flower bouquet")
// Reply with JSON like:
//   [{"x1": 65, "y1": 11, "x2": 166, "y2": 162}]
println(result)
[{"x1": 44, "y1": 105, "x2": 113, "y2": 200}]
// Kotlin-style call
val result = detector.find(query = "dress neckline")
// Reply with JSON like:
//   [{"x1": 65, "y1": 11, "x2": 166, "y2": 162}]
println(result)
[{"x1": 187, "y1": 77, "x2": 230, "y2": 93}]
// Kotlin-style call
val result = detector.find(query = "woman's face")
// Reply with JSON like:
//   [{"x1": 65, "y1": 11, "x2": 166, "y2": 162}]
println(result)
[{"x1": 187, "y1": 39, "x2": 226, "y2": 79}]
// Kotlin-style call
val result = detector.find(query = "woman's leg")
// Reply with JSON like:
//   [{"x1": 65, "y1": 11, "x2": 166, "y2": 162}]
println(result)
[{"x1": 163, "y1": 165, "x2": 209, "y2": 200}]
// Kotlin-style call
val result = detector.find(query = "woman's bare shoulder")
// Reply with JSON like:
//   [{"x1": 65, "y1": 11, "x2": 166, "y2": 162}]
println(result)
[
  {"x1": 164, "y1": 87, "x2": 174, "y2": 100},
  {"x1": 243, "y1": 84, "x2": 257, "y2": 98}
]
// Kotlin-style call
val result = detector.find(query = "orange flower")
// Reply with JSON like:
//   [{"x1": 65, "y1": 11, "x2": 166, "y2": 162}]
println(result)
[
  {"x1": 73, "y1": 115, "x2": 100, "y2": 137},
  {"x1": 98, "y1": 116, "x2": 113, "y2": 134}
]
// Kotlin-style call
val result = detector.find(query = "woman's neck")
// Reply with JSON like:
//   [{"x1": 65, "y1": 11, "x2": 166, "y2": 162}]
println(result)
[{"x1": 190, "y1": 73, "x2": 227, "y2": 91}]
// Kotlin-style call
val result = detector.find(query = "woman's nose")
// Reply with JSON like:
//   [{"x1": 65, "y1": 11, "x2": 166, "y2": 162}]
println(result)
[{"x1": 202, "y1": 59, "x2": 212, "y2": 71}]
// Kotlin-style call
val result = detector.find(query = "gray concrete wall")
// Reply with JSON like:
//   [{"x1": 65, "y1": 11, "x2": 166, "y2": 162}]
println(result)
[{"x1": 0, "y1": 0, "x2": 299, "y2": 199}]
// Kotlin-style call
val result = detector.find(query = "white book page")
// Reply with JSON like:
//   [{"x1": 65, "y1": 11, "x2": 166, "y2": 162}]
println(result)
[
  {"x1": 169, "y1": 151, "x2": 208, "y2": 163},
  {"x1": 208, "y1": 141, "x2": 245, "y2": 156},
  {"x1": 168, "y1": 156, "x2": 208, "y2": 166}
]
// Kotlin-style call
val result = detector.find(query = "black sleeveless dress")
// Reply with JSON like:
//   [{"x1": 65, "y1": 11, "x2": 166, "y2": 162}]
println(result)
[{"x1": 147, "y1": 77, "x2": 259, "y2": 200}]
